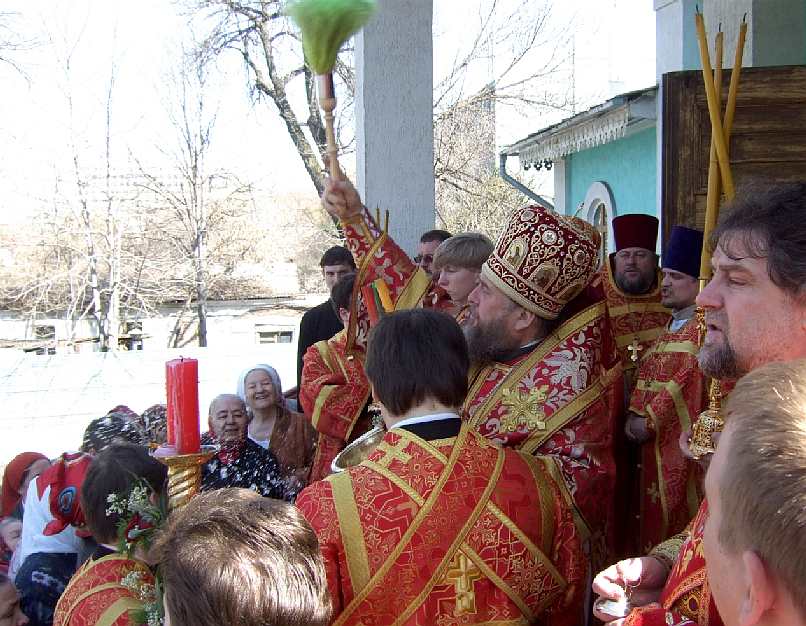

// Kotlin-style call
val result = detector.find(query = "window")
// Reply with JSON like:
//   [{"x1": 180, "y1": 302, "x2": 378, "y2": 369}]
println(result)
[
  {"x1": 255, "y1": 325, "x2": 294, "y2": 344},
  {"x1": 119, "y1": 322, "x2": 144, "y2": 351},
  {"x1": 34, "y1": 325, "x2": 55, "y2": 340}
]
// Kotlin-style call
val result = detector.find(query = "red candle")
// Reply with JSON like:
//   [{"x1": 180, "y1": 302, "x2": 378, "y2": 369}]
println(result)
[
  {"x1": 165, "y1": 363, "x2": 176, "y2": 446},
  {"x1": 166, "y1": 358, "x2": 201, "y2": 454}
]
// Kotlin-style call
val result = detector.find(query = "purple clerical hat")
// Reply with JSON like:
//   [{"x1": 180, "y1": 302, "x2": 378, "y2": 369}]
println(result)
[{"x1": 663, "y1": 226, "x2": 704, "y2": 279}]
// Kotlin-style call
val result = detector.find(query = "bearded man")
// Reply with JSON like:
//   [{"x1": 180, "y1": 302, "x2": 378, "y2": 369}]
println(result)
[
  {"x1": 601, "y1": 214, "x2": 671, "y2": 389},
  {"x1": 624, "y1": 226, "x2": 707, "y2": 553},
  {"x1": 593, "y1": 182, "x2": 806, "y2": 626},
  {"x1": 322, "y1": 178, "x2": 623, "y2": 572}
]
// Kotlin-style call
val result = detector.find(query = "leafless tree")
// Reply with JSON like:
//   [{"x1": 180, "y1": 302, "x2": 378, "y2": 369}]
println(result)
[
  {"x1": 189, "y1": 0, "x2": 356, "y2": 197},
  {"x1": 133, "y1": 57, "x2": 259, "y2": 347},
  {"x1": 0, "y1": 10, "x2": 38, "y2": 80}
]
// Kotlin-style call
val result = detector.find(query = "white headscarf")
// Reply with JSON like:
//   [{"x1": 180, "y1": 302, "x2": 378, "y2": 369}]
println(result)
[{"x1": 237, "y1": 364, "x2": 286, "y2": 413}]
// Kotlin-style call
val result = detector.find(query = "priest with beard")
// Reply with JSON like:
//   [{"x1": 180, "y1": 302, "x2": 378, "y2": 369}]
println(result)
[
  {"x1": 321, "y1": 178, "x2": 624, "y2": 582},
  {"x1": 201, "y1": 394, "x2": 293, "y2": 502},
  {"x1": 598, "y1": 214, "x2": 671, "y2": 391}
]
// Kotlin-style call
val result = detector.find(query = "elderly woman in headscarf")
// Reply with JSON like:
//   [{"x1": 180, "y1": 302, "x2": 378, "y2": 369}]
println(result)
[
  {"x1": 1, "y1": 453, "x2": 51, "y2": 521},
  {"x1": 237, "y1": 365, "x2": 317, "y2": 489}
]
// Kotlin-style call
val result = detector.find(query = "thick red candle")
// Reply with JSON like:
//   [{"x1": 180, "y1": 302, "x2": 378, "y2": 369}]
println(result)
[
  {"x1": 165, "y1": 363, "x2": 176, "y2": 446},
  {"x1": 166, "y1": 358, "x2": 201, "y2": 454}
]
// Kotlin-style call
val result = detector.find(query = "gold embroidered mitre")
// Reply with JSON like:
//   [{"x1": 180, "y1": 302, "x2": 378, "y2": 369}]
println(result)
[{"x1": 482, "y1": 205, "x2": 600, "y2": 319}]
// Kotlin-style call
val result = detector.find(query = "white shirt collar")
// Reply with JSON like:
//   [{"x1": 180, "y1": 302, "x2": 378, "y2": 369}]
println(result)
[{"x1": 391, "y1": 412, "x2": 461, "y2": 430}]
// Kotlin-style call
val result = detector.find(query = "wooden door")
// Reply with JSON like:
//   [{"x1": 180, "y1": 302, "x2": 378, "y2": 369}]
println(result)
[{"x1": 661, "y1": 65, "x2": 806, "y2": 248}]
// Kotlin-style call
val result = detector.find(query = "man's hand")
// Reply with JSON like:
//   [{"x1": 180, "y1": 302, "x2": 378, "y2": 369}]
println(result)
[
  {"x1": 592, "y1": 557, "x2": 668, "y2": 623},
  {"x1": 625, "y1": 411, "x2": 653, "y2": 444},
  {"x1": 322, "y1": 177, "x2": 363, "y2": 221}
]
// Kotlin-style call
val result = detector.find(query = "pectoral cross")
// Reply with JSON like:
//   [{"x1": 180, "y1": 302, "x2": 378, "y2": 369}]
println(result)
[
  {"x1": 442, "y1": 551, "x2": 482, "y2": 616},
  {"x1": 628, "y1": 337, "x2": 644, "y2": 363},
  {"x1": 376, "y1": 437, "x2": 412, "y2": 468}
]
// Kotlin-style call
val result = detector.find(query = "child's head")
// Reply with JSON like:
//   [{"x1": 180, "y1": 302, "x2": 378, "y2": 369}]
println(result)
[
  {"x1": 156, "y1": 488, "x2": 330, "y2": 626},
  {"x1": 0, "y1": 519, "x2": 22, "y2": 553},
  {"x1": 0, "y1": 574, "x2": 28, "y2": 626}
]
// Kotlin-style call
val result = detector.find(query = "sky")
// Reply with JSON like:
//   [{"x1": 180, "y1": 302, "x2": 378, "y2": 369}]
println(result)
[{"x1": 0, "y1": 0, "x2": 656, "y2": 223}]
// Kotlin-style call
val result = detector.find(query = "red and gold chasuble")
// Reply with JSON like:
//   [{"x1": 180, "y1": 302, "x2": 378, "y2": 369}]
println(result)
[
  {"x1": 629, "y1": 318, "x2": 707, "y2": 552},
  {"x1": 54, "y1": 554, "x2": 152, "y2": 626},
  {"x1": 599, "y1": 264, "x2": 671, "y2": 389},
  {"x1": 300, "y1": 329, "x2": 372, "y2": 482},
  {"x1": 658, "y1": 500, "x2": 720, "y2": 626},
  {"x1": 463, "y1": 281, "x2": 623, "y2": 564},
  {"x1": 297, "y1": 424, "x2": 586, "y2": 626},
  {"x1": 341, "y1": 210, "x2": 456, "y2": 315},
  {"x1": 622, "y1": 501, "x2": 720, "y2": 626}
]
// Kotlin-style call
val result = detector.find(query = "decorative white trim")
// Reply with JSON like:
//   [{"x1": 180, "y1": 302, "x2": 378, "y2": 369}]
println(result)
[{"x1": 519, "y1": 105, "x2": 630, "y2": 165}]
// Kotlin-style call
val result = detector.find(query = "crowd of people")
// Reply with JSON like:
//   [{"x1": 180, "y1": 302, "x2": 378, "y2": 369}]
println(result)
[{"x1": 0, "y1": 179, "x2": 804, "y2": 626}]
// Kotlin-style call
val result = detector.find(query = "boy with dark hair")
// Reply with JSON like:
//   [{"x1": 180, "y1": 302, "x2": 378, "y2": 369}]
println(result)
[
  {"x1": 157, "y1": 488, "x2": 331, "y2": 626},
  {"x1": 53, "y1": 444, "x2": 166, "y2": 626},
  {"x1": 297, "y1": 309, "x2": 586, "y2": 625},
  {"x1": 296, "y1": 245, "x2": 357, "y2": 389}
]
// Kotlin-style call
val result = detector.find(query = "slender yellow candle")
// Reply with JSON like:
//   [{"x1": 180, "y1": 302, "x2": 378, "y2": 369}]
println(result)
[
  {"x1": 700, "y1": 31, "x2": 724, "y2": 281},
  {"x1": 723, "y1": 21, "x2": 747, "y2": 146},
  {"x1": 695, "y1": 12, "x2": 735, "y2": 199}
]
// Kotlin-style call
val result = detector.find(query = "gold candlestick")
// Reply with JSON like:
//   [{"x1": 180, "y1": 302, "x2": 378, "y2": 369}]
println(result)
[{"x1": 156, "y1": 445, "x2": 217, "y2": 513}]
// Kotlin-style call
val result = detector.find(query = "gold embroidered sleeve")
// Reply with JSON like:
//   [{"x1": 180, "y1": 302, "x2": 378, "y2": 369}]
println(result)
[{"x1": 649, "y1": 530, "x2": 687, "y2": 571}]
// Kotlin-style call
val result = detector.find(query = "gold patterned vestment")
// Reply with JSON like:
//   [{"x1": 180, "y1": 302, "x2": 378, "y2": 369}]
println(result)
[{"x1": 296, "y1": 421, "x2": 586, "y2": 626}]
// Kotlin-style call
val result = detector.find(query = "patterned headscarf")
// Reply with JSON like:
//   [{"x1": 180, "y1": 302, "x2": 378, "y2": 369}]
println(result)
[
  {"x1": 139, "y1": 404, "x2": 168, "y2": 446},
  {"x1": 81, "y1": 414, "x2": 143, "y2": 454},
  {"x1": 237, "y1": 364, "x2": 286, "y2": 413}
]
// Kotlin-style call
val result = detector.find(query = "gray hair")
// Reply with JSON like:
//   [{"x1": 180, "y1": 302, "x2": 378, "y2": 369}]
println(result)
[{"x1": 208, "y1": 394, "x2": 246, "y2": 418}]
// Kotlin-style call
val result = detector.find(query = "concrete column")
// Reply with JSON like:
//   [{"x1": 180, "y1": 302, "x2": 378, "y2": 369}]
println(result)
[
  {"x1": 654, "y1": 0, "x2": 699, "y2": 230},
  {"x1": 655, "y1": 0, "x2": 701, "y2": 81},
  {"x1": 355, "y1": 0, "x2": 435, "y2": 258}
]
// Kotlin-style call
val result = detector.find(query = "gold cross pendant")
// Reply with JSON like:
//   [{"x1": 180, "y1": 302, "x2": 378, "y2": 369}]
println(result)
[{"x1": 628, "y1": 337, "x2": 644, "y2": 363}]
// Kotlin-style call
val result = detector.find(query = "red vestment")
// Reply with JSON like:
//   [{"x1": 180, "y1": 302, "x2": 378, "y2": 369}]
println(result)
[
  {"x1": 658, "y1": 501, "x2": 721, "y2": 626},
  {"x1": 599, "y1": 264, "x2": 671, "y2": 389},
  {"x1": 300, "y1": 329, "x2": 372, "y2": 482},
  {"x1": 297, "y1": 423, "x2": 586, "y2": 625},
  {"x1": 53, "y1": 554, "x2": 153, "y2": 626},
  {"x1": 622, "y1": 501, "x2": 720, "y2": 626},
  {"x1": 629, "y1": 318, "x2": 706, "y2": 552},
  {"x1": 341, "y1": 210, "x2": 457, "y2": 316},
  {"x1": 463, "y1": 278, "x2": 623, "y2": 566}
]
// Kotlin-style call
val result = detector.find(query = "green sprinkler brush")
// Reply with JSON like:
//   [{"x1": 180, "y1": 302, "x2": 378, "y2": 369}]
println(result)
[{"x1": 286, "y1": 0, "x2": 377, "y2": 180}]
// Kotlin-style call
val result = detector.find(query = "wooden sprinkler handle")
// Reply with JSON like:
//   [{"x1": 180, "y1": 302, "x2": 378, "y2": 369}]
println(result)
[{"x1": 318, "y1": 72, "x2": 342, "y2": 180}]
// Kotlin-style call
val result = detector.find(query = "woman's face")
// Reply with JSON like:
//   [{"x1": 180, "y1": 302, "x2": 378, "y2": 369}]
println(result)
[
  {"x1": 0, "y1": 582, "x2": 28, "y2": 626},
  {"x1": 244, "y1": 370, "x2": 276, "y2": 411},
  {"x1": 19, "y1": 459, "x2": 50, "y2": 501},
  {"x1": 0, "y1": 520, "x2": 22, "y2": 552}
]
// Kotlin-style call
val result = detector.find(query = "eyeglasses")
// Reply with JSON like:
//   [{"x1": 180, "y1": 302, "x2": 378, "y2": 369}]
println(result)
[{"x1": 414, "y1": 254, "x2": 434, "y2": 266}]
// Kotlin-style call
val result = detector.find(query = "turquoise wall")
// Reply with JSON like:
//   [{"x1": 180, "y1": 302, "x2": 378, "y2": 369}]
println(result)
[{"x1": 565, "y1": 126, "x2": 657, "y2": 219}]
